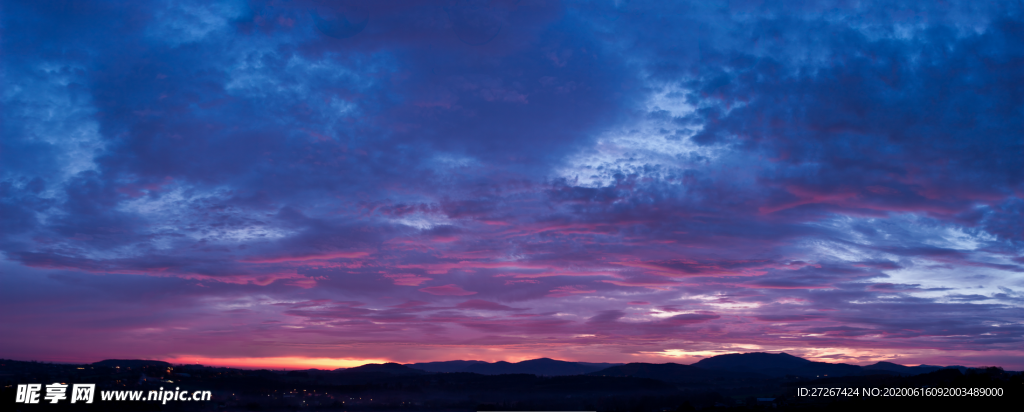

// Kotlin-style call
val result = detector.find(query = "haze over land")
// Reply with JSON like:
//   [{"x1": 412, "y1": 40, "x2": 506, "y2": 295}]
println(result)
[
  {"x1": 2, "y1": 0, "x2": 1024, "y2": 370},
  {"x1": 3, "y1": 353, "x2": 1018, "y2": 410}
]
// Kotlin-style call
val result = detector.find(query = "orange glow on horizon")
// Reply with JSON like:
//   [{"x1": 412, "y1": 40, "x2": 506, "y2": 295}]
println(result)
[{"x1": 163, "y1": 356, "x2": 392, "y2": 370}]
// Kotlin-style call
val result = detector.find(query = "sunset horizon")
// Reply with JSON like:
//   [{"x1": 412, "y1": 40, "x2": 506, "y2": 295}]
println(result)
[
  {"x1": 6, "y1": 350, "x2": 1005, "y2": 372},
  {"x1": 3, "y1": 0, "x2": 1024, "y2": 392}
]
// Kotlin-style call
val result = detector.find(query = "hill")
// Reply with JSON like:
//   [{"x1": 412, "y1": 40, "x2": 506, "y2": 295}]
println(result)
[
  {"x1": 92, "y1": 359, "x2": 172, "y2": 368},
  {"x1": 406, "y1": 360, "x2": 487, "y2": 373},
  {"x1": 862, "y1": 361, "x2": 945, "y2": 375},
  {"x1": 586, "y1": 362, "x2": 761, "y2": 383},
  {"x1": 693, "y1": 352, "x2": 861, "y2": 377},
  {"x1": 408, "y1": 358, "x2": 622, "y2": 376},
  {"x1": 339, "y1": 362, "x2": 427, "y2": 375}
]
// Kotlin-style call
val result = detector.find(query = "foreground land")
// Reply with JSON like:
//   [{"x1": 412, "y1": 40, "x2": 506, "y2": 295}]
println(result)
[{"x1": 2, "y1": 353, "x2": 1020, "y2": 411}]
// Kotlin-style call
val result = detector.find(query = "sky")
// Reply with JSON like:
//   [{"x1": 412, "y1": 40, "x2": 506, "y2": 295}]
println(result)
[{"x1": 2, "y1": 0, "x2": 1023, "y2": 370}]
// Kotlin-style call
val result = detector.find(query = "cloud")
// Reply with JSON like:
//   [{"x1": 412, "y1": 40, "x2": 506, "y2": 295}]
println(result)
[
  {"x1": 547, "y1": 285, "x2": 597, "y2": 297},
  {"x1": 455, "y1": 299, "x2": 524, "y2": 311},
  {"x1": 385, "y1": 274, "x2": 433, "y2": 286},
  {"x1": 419, "y1": 284, "x2": 477, "y2": 296},
  {"x1": 244, "y1": 251, "x2": 370, "y2": 263},
  {"x1": 662, "y1": 313, "x2": 721, "y2": 326},
  {"x1": 2, "y1": 0, "x2": 1024, "y2": 368}
]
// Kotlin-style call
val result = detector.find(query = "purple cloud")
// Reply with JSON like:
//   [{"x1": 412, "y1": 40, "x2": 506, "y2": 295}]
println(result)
[{"x1": 1, "y1": 0, "x2": 1023, "y2": 370}]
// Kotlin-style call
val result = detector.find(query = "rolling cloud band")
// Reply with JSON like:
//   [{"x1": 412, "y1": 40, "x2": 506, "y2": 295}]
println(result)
[{"x1": 1, "y1": 0, "x2": 1023, "y2": 368}]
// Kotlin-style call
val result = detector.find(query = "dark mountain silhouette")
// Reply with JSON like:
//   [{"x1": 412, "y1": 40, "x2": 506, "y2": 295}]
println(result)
[
  {"x1": 3, "y1": 357, "x2": 1018, "y2": 411},
  {"x1": 693, "y1": 352, "x2": 862, "y2": 377},
  {"x1": 406, "y1": 360, "x2": 488, "y2": 373},
  {"x1": 81, "y1": 353, "x2": 1010, "y2": 384},
  {"x1": 400, "y1": 354, "x2": 991, "y2": 380},
  {"x1": 577, "y1": 361, "x2": 623, "y2": 369},
  {"x1": 407, "y1": 358, "x2": 623, "y2": 376},
  {"x1": 338, "y1": 362, "x2": 427, "y2": 375},
  {"x1": 788, "y1": 361, "x2": 865, "y2": 378},
  {"x1": 92, "y1": 359, "x2": 172, "y2": 368},
  {"x1": 466, "y1": 358, "x2": 622, "y2": 376},
  {"x1": 587, "y1": 362, "x2": 761, "y2": 383},
  {"x1": 694, "y1": 352, "x2": 810, "y2": 371},
  {"x1": 863, "y1": 361, "x2": 945, "y2": 375}
]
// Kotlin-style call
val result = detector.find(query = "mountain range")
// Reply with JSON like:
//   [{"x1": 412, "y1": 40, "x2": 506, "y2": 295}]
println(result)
[
  {"x1": 391, "y1": 352, "x2": 990, "y2": 379},
  {"x1": 89, "y1": 352, "x2": 992, "y2": 381},
  {"x1": 407, "y1": 357, "x2": 623, "y2": 376},
  {"x1": 8, "y1": 355, "x2": 1013, "y2": 411}
]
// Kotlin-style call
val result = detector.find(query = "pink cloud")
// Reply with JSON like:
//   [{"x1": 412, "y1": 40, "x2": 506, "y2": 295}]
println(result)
[
  {"x1": 390, "y1": 300, "x2": 430, "y2": 309},
  {"x1": 455, "y1": 299, "x2": 523, "y2": 311},
  {"x1": 419, "y1": 284, "x2": 477, "y2": 296},
  {"x1": 599, "y1": 279, "x2": 679, "y2": 290},
  {"x1": 661, "y1": 312, "x2": 721, "y2": 325},
  {"x1": 546, "y1": 285, "x2": 596, "y2": 297},
  {"x1": 611, "y1": 260, "x2": 772, "y2": 278},
  {"x1": 385, "y1": 274, "x2": 432, "y2": 286},
  {"x1": 244, "y1": 251, "x2": 369, "y2": 264},
  {"x1": 504, "y1": 279, "x2": 540, "y2": 285}
]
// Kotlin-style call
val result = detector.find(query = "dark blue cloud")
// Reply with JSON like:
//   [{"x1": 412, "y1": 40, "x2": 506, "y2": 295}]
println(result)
[{"x1": 2, "y1": 0, "x2": 1023, "y2": 367}]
